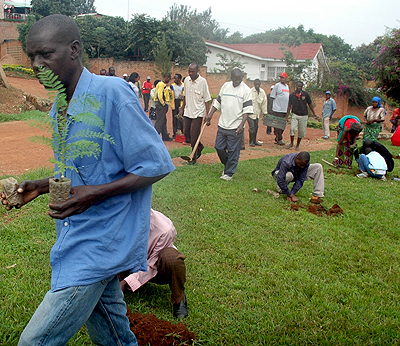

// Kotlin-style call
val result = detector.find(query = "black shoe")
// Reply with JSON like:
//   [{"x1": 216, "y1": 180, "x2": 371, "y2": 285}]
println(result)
[
  {"x1": 173, "y1": 293, "x2": 188, "y2": 318},
  {"x1": 163, "y1": 137, "x2": 173, "y2": 141},
  {"x1": 250, "y1": 142, "x2": 255, "y2": 147},
  {"x1": 196, "y1": 151, "x2": 202, "y2": 160},
  {"x1": 187, "y1": 160, "x2": 196, "y2": 165}
]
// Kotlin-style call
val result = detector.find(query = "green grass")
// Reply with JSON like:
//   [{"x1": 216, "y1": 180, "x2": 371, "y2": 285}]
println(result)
[
  {"x1": 1, "y1": 143, "x2": 400, "y2": 345},
  {"x1": 0, "y1": 110, "x2": 49, "y2": 123},
  {"x1": 168, "y1": 145, "x2": 215, "y2": 159}
]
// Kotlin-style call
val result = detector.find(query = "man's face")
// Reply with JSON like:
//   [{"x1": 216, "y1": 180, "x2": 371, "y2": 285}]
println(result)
[
  {"x1": 188, "y1": 66, "x2": 199, "y2": 81},
  {"x1": 295, "y1": 157, "x2": 309, "y2": 169},
  {"x1": 231, "y1": 71, "x2": 242, "y2": 87},
  {"x1": 164, "y1": 76, "x2": 171, "y2": 84},
  {"x1": 174, "y1": 75, "x2": 181, "y2": 84},
  {"x1": 109, "y1": 68, "x2": 115, "y2": 76},
  {"x1": 296, "y1": 83, "x2": 303, "y2": 93},
  {"x1": 325, "y1": 93, "x2": 331, "y2": 100},
  {"x1": 254, "y1": 81, "x2": 261, "y2": 91},
  {"x1": 280, "y1": 76, "x2": 287, "y2": 84},
  {"x1": 27, "y1": 29, "x2": 74, "y2": 87}
]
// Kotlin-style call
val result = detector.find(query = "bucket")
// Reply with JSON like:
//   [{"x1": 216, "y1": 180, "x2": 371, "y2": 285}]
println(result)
[{"x1": 175, "y1": 134, "x2": 186, "y2": 143}]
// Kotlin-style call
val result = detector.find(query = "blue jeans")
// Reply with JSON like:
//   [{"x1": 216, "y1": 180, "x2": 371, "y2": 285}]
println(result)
[
  {"x1": 18, "y1": 275, "x2": 137, "y2": 346},
  {"x1": 358, "y1": 154, "x2": 383, "y2": 179}
]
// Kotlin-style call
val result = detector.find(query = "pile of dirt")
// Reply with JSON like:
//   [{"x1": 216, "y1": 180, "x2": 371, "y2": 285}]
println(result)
[
  {"x1": 0, "y1": 85, "x2": 26, "y2": 113},
  {"x1": 127, "y1": 308, "x2": 195, "y2": 346},
  {"x1": 393, "y1": 154, "x2": 400, "y2": 160},
  {"x1": 291, "y1": 202, "x2": 343, "y2": 217},
  {"x1": 0, "y1": 85, "x2": 51, "y2": 114}
]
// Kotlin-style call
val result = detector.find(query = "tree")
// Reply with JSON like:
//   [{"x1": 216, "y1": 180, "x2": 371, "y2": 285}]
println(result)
[
  {"x1": 17, "y1": 15, "x2": 37, "y2": 51},
  {"x1": 213, "y1": 53, "x2": 246, "y2": 77},
  {"x1": 30, "y1": 0, "x2": 95, "y2": 17},
  {"x1": 319, "y1": 59, "x2": 371, "y2": 106},
  {"x1": 128, "y1": 14, "x2": 160, "y2": 60},
  {"x1": 282, "y1": 50, "x2": 312, "y2": 85},
  {"x1": 152, "y1": 33, "x2": 173, "y2": 77},
  {"x1": 76, "y1": 15, "x2": 128, "y2": 59},
  {"x1": 165, "y1": 4, "x2": 228, "y2": 41},
  {"x1": 372, "y1": 28, "x2": 400, "y2": 100}
]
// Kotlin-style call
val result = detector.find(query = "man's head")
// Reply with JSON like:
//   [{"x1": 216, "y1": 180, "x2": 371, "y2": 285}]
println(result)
[
  {"x1": 123, "y1": 73, "x2": 129, "y2": 81},
  {"x1": 27, "y1": 14, "x2": 83, "y2": 94},
  {"x1": 295, "y1": 81, "x2": 303, "y2": 93},
  {"x1": 129, "y1": 72, "x2": 139, "y2": 83},
  {"x1": 147, "y1": 76, "x2": 151, "y2": 81},
  {"x1": 188, "y1": 63, "x2": 199, "y2": 81},
  {"x1": 100, "y1": 68, "x2": 107, "y2": 75},
  {"x1": 279, "y1": 72, "x2": 288, "y2": 84},
  {"x1": 231, "y1": 68, "x2": 243, "y2": 87},
  {"x1": 108, "y1": 66, "x2": 116, "y2": 76},
  {"x1": 325, "y1": 91, "x2": 331, "y2": 100},
  {"x1": 254, "y1": 78, "x2": 261, "y2": 91},
  {"x1": 174, "y1": 73, "x2": 182, "y2": 84},
  {"x1": 162, "y1": 72, "x2": 171, "y2": 84},
  {"x1": 295, "y1": 151, "x2": 310, "y2": 169}
]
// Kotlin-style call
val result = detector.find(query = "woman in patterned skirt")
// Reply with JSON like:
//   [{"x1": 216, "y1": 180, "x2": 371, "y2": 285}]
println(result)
[
  {"x1": 363, "y1": 96, "x2": 386, "y2": 141},
  {"x1": 334, "y1": 115, "x2": 363, "y2": 169}
]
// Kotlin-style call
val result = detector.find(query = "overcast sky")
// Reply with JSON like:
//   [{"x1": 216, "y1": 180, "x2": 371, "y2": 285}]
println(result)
[{"x1": 94, "y1": 0, "x2": 399, "y2": 47}]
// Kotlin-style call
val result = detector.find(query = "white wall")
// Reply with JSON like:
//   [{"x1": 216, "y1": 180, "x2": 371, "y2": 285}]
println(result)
[{"x1": 205, "y1": 45, "x2": 288, "y2": 81}]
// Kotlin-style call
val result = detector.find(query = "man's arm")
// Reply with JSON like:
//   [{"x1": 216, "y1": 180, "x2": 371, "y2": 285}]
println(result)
[
  {"x1": 49, "y1": 173, "x2": 168, "y2": 219},
  {"x1": 236, "y1": 113, "x2": 248, "y2": 135}
]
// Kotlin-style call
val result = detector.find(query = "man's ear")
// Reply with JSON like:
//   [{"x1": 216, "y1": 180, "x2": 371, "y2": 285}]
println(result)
[{"x1": 70, "y1": 40, "x2": 81, "y2": 60}]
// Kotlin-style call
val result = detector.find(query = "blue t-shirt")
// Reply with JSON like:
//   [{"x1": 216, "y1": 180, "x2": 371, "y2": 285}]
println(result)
[
  {"x1": 322, "y1": 98, "x2": 337, "y2": 118},
  {"x1": 49, "y1": 68, "x2": 175, "y2": 291}
]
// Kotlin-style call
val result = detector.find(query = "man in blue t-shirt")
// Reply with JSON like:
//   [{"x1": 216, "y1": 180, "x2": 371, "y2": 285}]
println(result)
[{"x1": 1, "y1": 14, "x2": 175, "y2": 346}]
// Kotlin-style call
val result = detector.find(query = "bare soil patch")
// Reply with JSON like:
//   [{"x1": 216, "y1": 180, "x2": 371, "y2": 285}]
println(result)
[
  {"x1": 1, "y1": 76, "x2": 336, "y2": 176},
  {"x1": 127, "y1": 309, "x2": 195, "y2": 346}
]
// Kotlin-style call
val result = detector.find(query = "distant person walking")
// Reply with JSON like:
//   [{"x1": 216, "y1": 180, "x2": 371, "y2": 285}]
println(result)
[
  {"x1": 321, "y1": 91, "x2": 337, "y2": 139},
  {"x1": 249, "y1": 79, "x2": 267, "y2": 146},
  {"x1": 270, "y1": 72, "x2": 290, "y2": 145},
  {"x1": 286, "y1": 81, "x2": 317, "y2": 150},
  {"x1": 179, "y1": 63, "x2": 211, "y2": 164},
  {"x1": 154, "y1": 73, "x2": 173, "y2": 141},
  {"x1": 142, "y1": 76, "x2": 153, "y2": 112},
  {"x1": 205, "y1": 68, "x2": 253, "y2": 180},
  {"x1": 171, "y1": 73, "x2": 185, "y2": 138},
  {"x1": 264, "y1": 85, "x2": 274, "y2": 135}
]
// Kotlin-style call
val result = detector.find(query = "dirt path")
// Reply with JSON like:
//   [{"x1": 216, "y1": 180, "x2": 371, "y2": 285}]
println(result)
[{"x1": 1, "y1": 77, "x2": 335, "y2": 176}]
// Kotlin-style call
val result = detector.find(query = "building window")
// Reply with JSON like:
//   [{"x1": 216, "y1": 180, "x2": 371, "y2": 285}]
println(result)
[
  {"x1": 267, "y1": 67, "x2": 275, "y2": 80},
  {"x1": 267, "y1": 66, "x2": 286, "y2": 80}
]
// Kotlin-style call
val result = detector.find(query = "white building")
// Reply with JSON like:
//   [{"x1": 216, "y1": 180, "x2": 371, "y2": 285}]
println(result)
[{"x1": 205, "y1": 40, "x2": 328, "y2": 83}]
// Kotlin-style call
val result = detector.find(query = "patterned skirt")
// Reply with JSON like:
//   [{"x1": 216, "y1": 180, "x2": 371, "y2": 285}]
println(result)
[{"x1": 337, "y1": 140, "x2": 355, "y2": 168}]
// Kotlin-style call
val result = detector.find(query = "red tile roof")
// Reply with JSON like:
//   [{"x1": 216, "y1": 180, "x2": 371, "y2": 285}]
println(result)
[{"x1": 206, "y1": 40, "x2": 322, "y2": 60}]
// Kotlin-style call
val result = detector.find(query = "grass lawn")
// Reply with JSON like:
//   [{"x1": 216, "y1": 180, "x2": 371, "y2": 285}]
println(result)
[{"x1": 1, "y1": 140, "x2": 400, "y2": 345}]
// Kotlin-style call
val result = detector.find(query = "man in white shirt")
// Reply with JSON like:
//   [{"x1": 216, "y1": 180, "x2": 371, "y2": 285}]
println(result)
[
  {"x1": 270, "y1": 72, "x2": 290, "y2": 145},
  {"x1": 249, "y1": 79, "x2": 267, "y2": 146},
  {"x1": 205, "y1": 68, "x2": 253, "y2": 180},
  {"x1": 179, "y1": 63, "x2": 211, "y2": 164}
]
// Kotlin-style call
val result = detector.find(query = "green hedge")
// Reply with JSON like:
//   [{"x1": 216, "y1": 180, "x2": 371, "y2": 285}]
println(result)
[{"x1": 2, "y1": 64, "x2": 35, "y2": 77}]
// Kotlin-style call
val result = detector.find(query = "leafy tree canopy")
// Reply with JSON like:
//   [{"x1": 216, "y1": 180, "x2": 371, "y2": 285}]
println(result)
[
  {"x1": 75, "y1": 15, "x2": 128, "y2": 60},
  {"x1": 165, "y1": 4, "x2": 228, "y2": 42},
  {"x1": 372, "y1": 28, "x2": 400, "y2": 101},
  {"x1": 31, "y1": 0, "x2": 95, "y2": 17}
]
